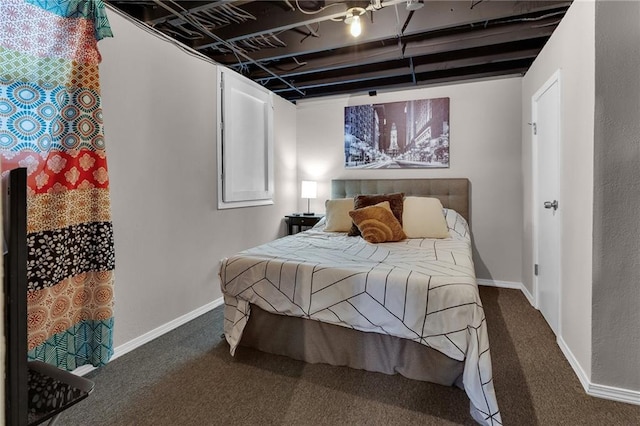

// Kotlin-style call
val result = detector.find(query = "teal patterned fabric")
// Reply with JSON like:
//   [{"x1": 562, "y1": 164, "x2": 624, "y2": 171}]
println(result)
[
  {"x1": 28, "y1": 318, "x2": 115, "y2": 370},
  {"x1": 26, "y1": 0, "x2": 113, "y2": 40}
]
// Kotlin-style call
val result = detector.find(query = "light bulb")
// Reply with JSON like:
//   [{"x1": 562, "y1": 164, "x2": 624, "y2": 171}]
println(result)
[{"x1": 350, "y1": 15, "x2": 362, "y2": 37}]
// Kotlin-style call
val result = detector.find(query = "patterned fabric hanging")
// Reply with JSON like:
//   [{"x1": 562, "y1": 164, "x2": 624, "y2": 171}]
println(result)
[{"x1": 0, "y1": 0, "x2": 115, "y2": 370}]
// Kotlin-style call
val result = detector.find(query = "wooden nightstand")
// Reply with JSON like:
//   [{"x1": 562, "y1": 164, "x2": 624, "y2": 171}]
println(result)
[{"x1": 285, "y1": 214, "x2": 324, "y2": 235}]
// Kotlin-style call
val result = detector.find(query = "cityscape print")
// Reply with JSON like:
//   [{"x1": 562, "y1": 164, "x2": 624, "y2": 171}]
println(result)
[{"x1": 344, "y1": 97, "x2": 450, "y2": 168}]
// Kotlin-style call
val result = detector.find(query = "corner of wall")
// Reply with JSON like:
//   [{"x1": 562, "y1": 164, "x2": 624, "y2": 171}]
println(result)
[
  {"x1": 591, "y1": 0, "x2": 640, "y2": 393},
  {"x1": 521, "y1": 0, "x2": 595, "y2": 386}
]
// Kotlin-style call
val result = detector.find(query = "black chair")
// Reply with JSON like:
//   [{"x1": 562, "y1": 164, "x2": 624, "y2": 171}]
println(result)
[{"x1": 27, "y1": 361, "x2": 95, "y2": 426}]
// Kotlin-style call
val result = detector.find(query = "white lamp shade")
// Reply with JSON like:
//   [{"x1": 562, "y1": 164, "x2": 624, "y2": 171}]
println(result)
[{"x1": 301, "y1": 180, "x2": 317, "y2": 199}]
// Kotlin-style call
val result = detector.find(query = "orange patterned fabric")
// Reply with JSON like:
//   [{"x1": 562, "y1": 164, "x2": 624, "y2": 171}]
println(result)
[
  {"x1": 28, "y1": 188, "x2": 112, "y2": 233},
  {"x1": 27, "y1": 271, "x2": 114, "y2": 351}
]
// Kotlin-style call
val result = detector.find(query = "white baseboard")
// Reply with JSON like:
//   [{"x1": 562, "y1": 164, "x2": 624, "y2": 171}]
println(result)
[
  {"x1": 72, "y1": 364, "x2": 96, "y2": 376},
  {"x1": 519, "y1": 283, "x2": 536, "y2": 307},
  {"x1": 589, "y1": 382, "x2": 640, "y2": 406},
  {"x1": 557, "y1": 335, "x2": 591, "y2": 392},
  {"x1": 72, "y1": 297, "x2": 224, "y2": 376},
  {"x1": 558, "y1": 329, "x2": 640, "y2": 406},
  {"x1": 476, "y1": 279, "x2": 536, "y2": 307},
  {"x1": 481, "y1": 281, "x2": 640, "y2": 407},
  {"x1": 476, "y1": 278, "x2": 522, "y2": 289}
]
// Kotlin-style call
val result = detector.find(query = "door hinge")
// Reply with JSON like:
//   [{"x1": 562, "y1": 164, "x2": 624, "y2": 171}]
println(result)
[{"x1": 534, "y1": 264, "x2": 539, "y2": 276}]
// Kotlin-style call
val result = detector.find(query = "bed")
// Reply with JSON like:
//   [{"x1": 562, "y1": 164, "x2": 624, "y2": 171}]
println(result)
[{"x1": 219, "y1": 178, "x2": 501, "y2": 425}]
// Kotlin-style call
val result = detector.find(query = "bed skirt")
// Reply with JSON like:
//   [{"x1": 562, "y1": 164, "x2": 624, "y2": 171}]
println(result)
[{"x1": 239, "y1": 305, "x2": 464, "y2": 387}]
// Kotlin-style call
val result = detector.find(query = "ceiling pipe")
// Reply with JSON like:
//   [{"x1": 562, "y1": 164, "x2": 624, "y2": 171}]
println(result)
[
  {"x1": 151, "y1": 0, "x2": 305, "y2": 96},
  {"x1": 149, "y1": 0, "x2": 244, "y2": 25},
  {"x1": 195, "y1": 0, "x2": 410, "y2": 52}
]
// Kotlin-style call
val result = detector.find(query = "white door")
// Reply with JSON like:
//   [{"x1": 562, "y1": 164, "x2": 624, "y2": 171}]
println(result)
[{"x1": 533, "y1": 71, "x2": 561, "y2": 335}]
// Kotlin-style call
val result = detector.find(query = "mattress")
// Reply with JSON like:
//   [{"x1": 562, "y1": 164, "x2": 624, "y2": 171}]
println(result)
[{"x1": 220, "y1": 209, "x2": 501, "y2": 425}]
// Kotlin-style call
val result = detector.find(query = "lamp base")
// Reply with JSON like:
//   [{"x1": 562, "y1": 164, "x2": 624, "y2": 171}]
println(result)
[{"x1": 303, "y1": 212, "x2": 315, "y2": 216}]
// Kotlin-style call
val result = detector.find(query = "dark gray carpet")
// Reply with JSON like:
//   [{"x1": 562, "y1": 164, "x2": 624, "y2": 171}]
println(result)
[{"x1": 61, "y1": 287, "x2": 640, "y2": 425}]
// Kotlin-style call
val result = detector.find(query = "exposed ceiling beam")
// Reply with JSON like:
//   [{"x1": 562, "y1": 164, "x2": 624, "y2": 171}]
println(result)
[
  {"x1": 275, "y1": 61, "x2": 531, "y2": 100},
  {"x1": 261, "y1": 47, "x2": 540, "y2": 91},
  {"x1": 143, "y1": 0, "x2": 249, "y2": 24},
  {"x1": 265, "y1": 49, "x2": 536, "y2": 92},
  {"x1": 150, "y1": 0, "x2": 306, "y2": 96},
  {"x1": 246, "y1": 19, "x2": 556, "y2": 84},
  {"x1": 192, "y1": 0, "x2": 569, "y2": 54},
  {"x1": 104, "y1": 0, "x2": 571, "y2": 102},
  {"x1": 191, "y1": 0, "x2": 408, "y2": 51},
  {"x1": 211, "y1": 12, "x2": 559, "y2": 69}
]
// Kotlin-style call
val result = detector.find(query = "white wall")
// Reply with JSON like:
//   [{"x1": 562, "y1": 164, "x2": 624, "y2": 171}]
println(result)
[
  {"x1": 522, "y1": 1, "x2": 595, "y2": 379},
  {"x1": 592, "y1": 0, "x2": 640, "y2": 392},
  {"x1": 99, "y1": 9, "x2": 297, "y2": 347},
  {"x1": 296, "y1": 78, "x2": 523, "y2": 283}
]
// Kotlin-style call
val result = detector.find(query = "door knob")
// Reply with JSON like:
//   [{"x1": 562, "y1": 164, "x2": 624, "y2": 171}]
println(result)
[{"x1": 544, "y1": 200, "x2": 559, "y2": 211}]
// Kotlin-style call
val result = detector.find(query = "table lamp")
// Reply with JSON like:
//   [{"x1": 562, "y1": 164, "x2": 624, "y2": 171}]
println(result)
[{"x1": 301, "y1": 180, "x2": 317, "y2": 216}]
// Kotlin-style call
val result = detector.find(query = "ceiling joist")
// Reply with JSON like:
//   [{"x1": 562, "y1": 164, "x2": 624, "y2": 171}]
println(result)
[{"x1": 106, "y1": 0, "x2": 572, "y2": 101}]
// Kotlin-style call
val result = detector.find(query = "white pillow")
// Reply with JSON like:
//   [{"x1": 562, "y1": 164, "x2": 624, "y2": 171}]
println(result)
[
  {"x1": 402, "y1": 196, "x2": 450, "y2": 239},
  {"x1": 323, "y1": 198, "x2": 355, "y2": 232}
]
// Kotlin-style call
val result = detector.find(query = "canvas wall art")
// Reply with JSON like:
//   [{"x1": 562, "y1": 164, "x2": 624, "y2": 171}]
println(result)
[{"x1": 344, "y1": 97, "x2": 450, "y2": 169}]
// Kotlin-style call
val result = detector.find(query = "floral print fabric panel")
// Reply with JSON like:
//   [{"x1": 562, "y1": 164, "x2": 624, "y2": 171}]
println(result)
[{"x1": 0, "y1": 0, "x2": 115, "y2": 369}]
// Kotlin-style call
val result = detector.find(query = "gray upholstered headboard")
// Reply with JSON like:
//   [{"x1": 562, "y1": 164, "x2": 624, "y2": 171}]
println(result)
[{"x1": 331, "y1": 178, "x2": 470, "y2": 223}]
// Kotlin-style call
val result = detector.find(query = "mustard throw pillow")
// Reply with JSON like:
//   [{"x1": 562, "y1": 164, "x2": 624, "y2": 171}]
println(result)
[{"x1": 349, "y1": 201, "x2": 407, "y2": 243}]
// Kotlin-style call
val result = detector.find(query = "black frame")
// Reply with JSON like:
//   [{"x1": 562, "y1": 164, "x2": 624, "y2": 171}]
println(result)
[{"x1": 4, "y1": 167, "x2": 28, "y2": 426}]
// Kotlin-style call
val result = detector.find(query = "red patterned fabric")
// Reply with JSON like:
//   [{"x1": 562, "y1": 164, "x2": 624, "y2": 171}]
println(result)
[{"x1": 7, "y1": 150, "x2": 109, "y2": 193}]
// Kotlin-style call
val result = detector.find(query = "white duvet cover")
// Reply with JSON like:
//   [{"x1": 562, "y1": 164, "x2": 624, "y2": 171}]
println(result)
[{"x1": 220, "y1": 210, "x2": 501, "y2": 425}]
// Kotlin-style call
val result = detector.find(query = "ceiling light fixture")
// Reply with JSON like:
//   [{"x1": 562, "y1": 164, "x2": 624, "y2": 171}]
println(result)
[
  {"x1": 350, "y1": 14, "x2": 362, "y2": 37},
  {"x1": 344, "y1": 6, "x2": 366, "y2": 37}
]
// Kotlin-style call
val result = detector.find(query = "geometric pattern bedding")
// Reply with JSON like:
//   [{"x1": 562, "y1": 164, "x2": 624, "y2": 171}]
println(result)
[{"x1": 220, "y1": 209, "x2": 501, "y2": 425}]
